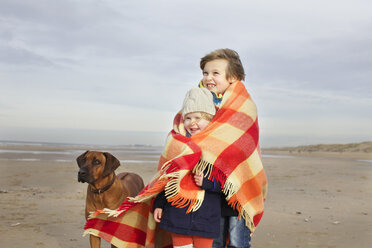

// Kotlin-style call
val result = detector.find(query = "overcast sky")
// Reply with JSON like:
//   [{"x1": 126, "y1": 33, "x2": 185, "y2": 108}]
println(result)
[{"x1": 1, "y1": 0, "x2": 371, "y2": 147}]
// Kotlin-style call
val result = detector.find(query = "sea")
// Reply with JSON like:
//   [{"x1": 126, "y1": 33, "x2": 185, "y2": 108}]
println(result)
[
  {"x1": 2, "y1": 140, "x2": 371, "y2": 165},
  {"x1": 0, "y1": 140, "x2": 163, "y2": 164}
]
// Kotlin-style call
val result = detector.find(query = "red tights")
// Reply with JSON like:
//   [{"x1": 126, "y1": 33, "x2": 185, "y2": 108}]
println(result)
[{"x1": 171, "y1": 233, "x2": 213, "y2": 248}]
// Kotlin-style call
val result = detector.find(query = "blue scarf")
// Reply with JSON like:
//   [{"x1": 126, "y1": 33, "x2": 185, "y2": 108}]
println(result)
[{"x1": 198, "y1": 80, "x2": 223, "y2": 106}]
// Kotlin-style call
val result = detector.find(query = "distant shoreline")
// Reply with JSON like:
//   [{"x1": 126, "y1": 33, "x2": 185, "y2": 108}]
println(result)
[
  {"x1": 262, "y1": 141, "x2": 372, "y2": 160},
  {"x1": 1, "y1": 140, "x2": 371, "y2": 160}
]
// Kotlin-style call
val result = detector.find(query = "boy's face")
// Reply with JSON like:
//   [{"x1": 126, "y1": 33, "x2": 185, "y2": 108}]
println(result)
[
  {"x1": 184, "y1": 112, "x2": 211, "y2": 136},
  {"x1": 202, "y1": 59, "x2": 236, "y2": 94}
]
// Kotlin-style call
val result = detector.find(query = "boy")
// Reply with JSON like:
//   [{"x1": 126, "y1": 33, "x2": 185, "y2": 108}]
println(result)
[
  {"x1": 200, "y1": 48, "x2": 245, "y2": 107},
  {"x1": 153, "y1": 87, "x2": 222, "y2": 248},
  {"x1": 199, "y1": 48, "x2": 256, "y2": 248}
]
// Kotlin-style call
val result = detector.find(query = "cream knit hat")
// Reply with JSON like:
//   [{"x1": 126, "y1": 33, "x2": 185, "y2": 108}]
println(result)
[{"x1": 182, "y1": 87, "x2": 216, "y2": 118}]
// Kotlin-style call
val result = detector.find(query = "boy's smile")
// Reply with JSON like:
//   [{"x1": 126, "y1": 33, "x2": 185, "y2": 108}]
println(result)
[{"x1": 202, "y1": 59, "x2": 236, "y2": 94}]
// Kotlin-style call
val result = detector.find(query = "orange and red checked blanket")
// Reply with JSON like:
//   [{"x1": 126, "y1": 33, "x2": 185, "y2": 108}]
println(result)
[{"x1": 84, "y1": 81, "x2": 267, "y2": 247}]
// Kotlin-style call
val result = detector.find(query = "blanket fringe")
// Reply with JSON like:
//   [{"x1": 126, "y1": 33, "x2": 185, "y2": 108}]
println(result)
[
  {"x1": 192, "y1": 160, "x2": 212, "y2": 177},
  {"x1": 164, "y1": 171, "x2": 205, "y2": 213},
  {"x1": 130, "y1": 177, "x2": 169, "y2": 203},
  {"x1": 223, "y1": 179, "x2": 240, "y2": 199},
  {"x1": 88, "y1": 207, "x2": 125, "y2": 219},
  {"x1": 241, "y1": 205, "x2": 255, "y2": 232},
  {"x1": 226, "y1": 196, "x2": 257, "y2": 232},
  {"x1": 83, "y1": 229, "x2": 92, "y2": 237},
  {"x1": 127, "y1": 159, "x2": 181, "y2": 204},
  {"x1": 194, "y1": 159, "x2": 257, "y2": 231},
  {"x1": 166, "y1": 193, "x2": 202, "y2": 213}
]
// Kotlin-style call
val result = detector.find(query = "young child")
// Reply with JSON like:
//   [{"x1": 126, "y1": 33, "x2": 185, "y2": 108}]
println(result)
[
  {"x1": 199, "y1": 48, "x2": 254, "y2": 248},
  {"x1": 153, "y1": 87, "x2": 222, "y2": 248}
]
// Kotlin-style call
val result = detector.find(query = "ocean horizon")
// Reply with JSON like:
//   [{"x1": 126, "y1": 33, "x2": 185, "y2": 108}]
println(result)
[
  {"x1": 0, "y1": 127, "x2": 168, "y2": 147},
  {"x1": 1, "y1": 126, "x2": 369, "y2": 149},
  {"x1": 0, "y1": 140, "x2": 299, "y2": 163}
]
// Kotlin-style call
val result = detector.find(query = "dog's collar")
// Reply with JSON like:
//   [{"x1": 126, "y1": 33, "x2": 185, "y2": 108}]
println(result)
[{"x1": 89, "y1": 174, "x2": 116, "y2": 194}]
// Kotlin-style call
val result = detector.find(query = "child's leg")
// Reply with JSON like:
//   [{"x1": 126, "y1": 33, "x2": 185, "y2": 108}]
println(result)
[
  {"x1": 227, "y1": 216, "x2": 251, "y2": 248},
  {"x1": 212, "y1": 216, "x2": 228, "y2": 248},
  {"x1": 171, "y1": 233, "x2": 193, "y2": 248},
  {"x1": 192, "y1": 235, "x2": 213, "y2": 248}
]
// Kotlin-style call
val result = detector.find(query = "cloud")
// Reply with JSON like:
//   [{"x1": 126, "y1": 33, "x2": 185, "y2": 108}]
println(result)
[
  {"x1": 0, "y1": 44, "x2": 54, "y2": 66},
  {"x1": 1, "y1": 0, "x2": 371, "y2": 146},
  {"x1": 0, "y1": 87, "x2": 175, "y2": 132}
]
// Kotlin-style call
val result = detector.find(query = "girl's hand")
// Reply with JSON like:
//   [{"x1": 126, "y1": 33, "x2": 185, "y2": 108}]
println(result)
[
  {"x1": 194, "y1": 174, "x2": 203, "y2": 187},
  {"x1": 154, "y1": 208, "x2": 163, "y2": 223}
]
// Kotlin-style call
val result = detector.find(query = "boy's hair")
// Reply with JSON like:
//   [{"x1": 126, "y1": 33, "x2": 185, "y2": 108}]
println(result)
[{"x1": 200, "y1": 48, "x2": 245, "y2": 81}]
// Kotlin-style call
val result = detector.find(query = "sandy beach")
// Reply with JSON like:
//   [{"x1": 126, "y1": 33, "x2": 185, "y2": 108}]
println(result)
[{"x1": 0, "y1": 141, "x2": 371, "y2": 248}]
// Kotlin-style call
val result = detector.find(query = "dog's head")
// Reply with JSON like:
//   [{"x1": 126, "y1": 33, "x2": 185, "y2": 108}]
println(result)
[{"x1": 76, "y1": 151, "x2": 120, "y2": 184}]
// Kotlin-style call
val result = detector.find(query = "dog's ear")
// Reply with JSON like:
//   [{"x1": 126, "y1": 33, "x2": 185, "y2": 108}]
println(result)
[
  {"x1": 76, "y1": 151, "x2": 89, "y2": 167},
  {"x1": 102, "y1": 152, "x2": 120, "y2": 177}
]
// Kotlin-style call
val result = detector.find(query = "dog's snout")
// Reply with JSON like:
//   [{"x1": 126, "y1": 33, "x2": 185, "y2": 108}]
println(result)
[
  {"x1": 78, "y1": 167, "x2": 88, "y2": 183},
  {"x1": 79, "y1": 167, "x2": 88, "y2": 175}
]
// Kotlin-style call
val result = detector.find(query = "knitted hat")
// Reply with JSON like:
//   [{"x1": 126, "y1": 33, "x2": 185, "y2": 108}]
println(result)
[{"x1": 182, "y1": 87, "x2": 216, "y2": 118}]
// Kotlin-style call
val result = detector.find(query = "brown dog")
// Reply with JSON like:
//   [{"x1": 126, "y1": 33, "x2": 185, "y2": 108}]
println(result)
[{"x1": 77, "y1": 151, "x2": 144, "y2": 248}]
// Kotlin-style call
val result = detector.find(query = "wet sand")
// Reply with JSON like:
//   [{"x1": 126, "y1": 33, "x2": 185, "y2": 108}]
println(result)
[{"x1": 0, "y1": 143, "x2": 371, "y2": 247}]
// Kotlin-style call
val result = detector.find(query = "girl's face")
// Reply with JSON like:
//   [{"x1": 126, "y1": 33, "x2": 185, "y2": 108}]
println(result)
[
  {"x1": 184, "y1": 112, "x2": 211, "y2": 136},
  {"x1": 202, "y1": 59, "x2": 236, "y2": 94}
]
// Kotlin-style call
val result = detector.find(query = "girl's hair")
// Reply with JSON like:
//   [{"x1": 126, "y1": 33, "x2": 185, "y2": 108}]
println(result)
[
  {"x1": 200, "y1": 112, "x2": 214, "y2": 121},
  {"x1": 200, "y1": 48, "x2": 245, "y2": 81}
]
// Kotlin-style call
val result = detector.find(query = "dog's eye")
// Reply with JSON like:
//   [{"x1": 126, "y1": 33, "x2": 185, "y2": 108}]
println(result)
[{"x1": 93, "y1": 159, "x2": 101, "y2": 165}]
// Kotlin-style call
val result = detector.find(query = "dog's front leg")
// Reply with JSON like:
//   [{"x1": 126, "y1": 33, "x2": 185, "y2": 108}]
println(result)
[{"x1": 90, "y1": 234, "x2": 101, "y2": 248}]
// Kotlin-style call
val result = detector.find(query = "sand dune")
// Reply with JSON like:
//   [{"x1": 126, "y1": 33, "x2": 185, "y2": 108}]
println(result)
[
  {"x1": 263, "y1": 141, "x2": 372, "y2": 160},
  {"x1": 266, "y1": 141, "x2": 372, "y2": 153}
]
